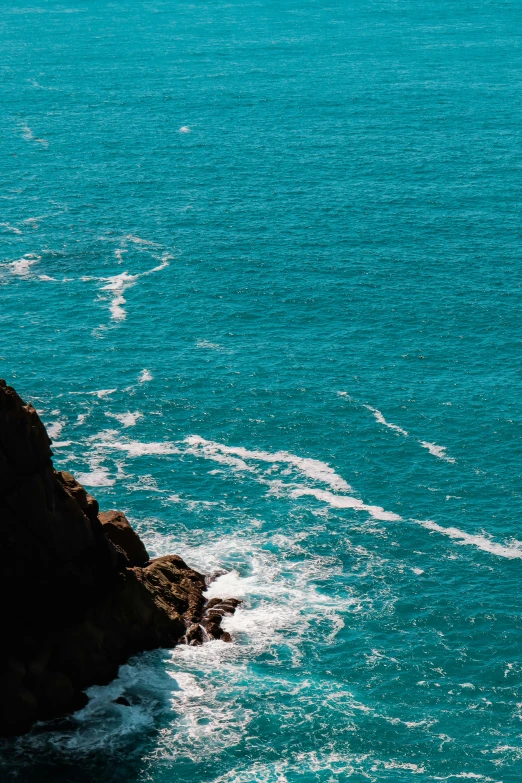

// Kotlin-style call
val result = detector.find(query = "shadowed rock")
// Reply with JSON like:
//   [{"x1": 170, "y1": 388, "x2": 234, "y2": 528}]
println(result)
[
  {"x1": 100, "y1": 510, "x2": 150, "y2": 566},
  {"x1": 0, "y1": 380, "x2": 238, "y2": 737}
]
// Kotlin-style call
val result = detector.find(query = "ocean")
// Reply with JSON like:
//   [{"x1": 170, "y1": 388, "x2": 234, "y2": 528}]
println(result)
[{"x1": 1, "y1": 0, "x2": 522, "y2": 780}]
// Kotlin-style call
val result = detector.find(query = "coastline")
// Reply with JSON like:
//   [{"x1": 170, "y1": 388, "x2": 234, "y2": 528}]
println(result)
[{"x1": 0, "y1": 380, "x2": 238, "y2": 736}]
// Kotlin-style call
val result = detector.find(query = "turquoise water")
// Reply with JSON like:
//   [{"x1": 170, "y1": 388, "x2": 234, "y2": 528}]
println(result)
[{"x1": 2, "y1": 0, "x2": 522, "y2": 780}]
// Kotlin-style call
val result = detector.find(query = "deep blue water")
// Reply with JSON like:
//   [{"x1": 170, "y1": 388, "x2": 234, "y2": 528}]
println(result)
[{"x1": 2, "y1": 1, "x2": 522, "y2": 780}]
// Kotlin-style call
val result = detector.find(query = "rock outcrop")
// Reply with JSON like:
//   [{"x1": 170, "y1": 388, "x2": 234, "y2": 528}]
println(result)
[
  {"x1": 0, "y1": 380, "x2": 237, "y2": 737},
  {"x1": 99, "y1": 509, "x2": 150, "y2": 566}
]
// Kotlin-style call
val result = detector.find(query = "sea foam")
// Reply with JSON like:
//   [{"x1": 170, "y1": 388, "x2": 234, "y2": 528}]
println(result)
[
  {"x1": 76, "y1": 467, "x2": 115, "y2": 487},
  {"x1": 357, "y1": 400, "x2": 456, "y2": 464},
  {"x1": 105, "y1": 411, "x2": 143, "y2": 428},
  {"x1": 363, "y1": 405, "x2": 409, "y2": 437},
  {"x1": 20, "y1": 122, "x2": 48, "y2": 146},
  {"x1": 184, "y1": 436, "x2": 352, "y2": 492},
  {"x1": 139, "y1": 369, "x2": 152, "y2": 383},
  {"x1": 92, "y1": 430, "x2": 179, "y2": 457},
  {"x1": 416, "y1": 520, "x2": 522, "y2": 560},
  {"x1": 100, "y1": 272, "x2": 137, "y2": 322},
  {"x1": 46, "y1": 420, "x2": 65, "y2": 439},
  {"x1": 8, "y1": 254, "x2": 41, "y2": 277},
  {"x1": 0, "y1": 222, "x2": 22, "y2": 235},
  {"x1": 289, "y1": 486, "x2": 402, "y2": 521},
  {"x1": 91, "y1": 260, "x2": 169, "y2": 322},
  {"x1": 420, "y1": 441, "x2": 456, "y2": 463}
]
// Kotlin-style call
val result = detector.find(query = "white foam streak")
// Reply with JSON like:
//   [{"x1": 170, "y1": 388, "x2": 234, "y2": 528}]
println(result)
[
  {"x1": 21, "y1": 123, "x2": 48, "y2": 146},
  {"x1": 47, "y1": 420, "x2": 65, "y2": 439},
  {"x1": 106, "y1": 411, "x2": 143, "y2": 428},
  {"x1": 185, "y1": 436, "x2": 512, "y2": 563},
  {"x1": 420, "y1": 441, "x2": 456, "y2": 463},
  {"x1": 23, "y1": 215, "x2": 49, "y2": 226},
  {"x1": 97, "y1": 261, "x2": 168, "y2": 322},
  {"x1": 117, "y1": 441, "x2": 178, "y2": 457},
  {"x1": 93, "y1": 431, "x2": 178, "y2": 457},
  {"x1": 196, "y1": 339, "x2": 223, "y2": 350},
  {"x1": 100, "y1": 272, "x2": 137, "y2": 321},
  {"x1": 139, "y1": 369, "x2": 152, "y2": 383},
  {"x1": 0, "y1": 222, "x2": 22, "y2": 234},
  {"x1": 359, "y1": 400, "x2": 456, "y2": 464},
  {"x1": 124, "y1": 234, "x2": 160, "y2": 246},
  {"x1": 185, "y1": 438, "x2": 253, "y2": 473},
  {"x1": 8, "y1": 254, "x2": 41, "y2": 277},
  {"x1": 185, "y1": 436, "x2": 352, "y2": 492},
  {"x1": 109, "y1": 295, "x2": 125, "y2": 320},
  {"x1": 416, "y1": 520, "x2": 522, "y2": 560},
  {"x1": 145, "y1": 259, "x2": 170, "y2": 275},
  {"x1": 185, "y1": 436, "x2": 404, "y2": 524},
  {"x1": 76, "y1": 467, "x2": 115, "y2": 487},
  {"x1": 97, "y1": 388, "x2": 117, "y2": 398},
  {"x1": 290, "y1": 486, "x2": 402, "y2": 521},
  {"x1": 70, "y1": 388, "x2": 117, "y2": 398},
  {"x1": 100, "y1": 272, "x2": 138, "y2": 293},
  {"x1": 364, "y1": 405, "x2": 409, "y2": 437}
]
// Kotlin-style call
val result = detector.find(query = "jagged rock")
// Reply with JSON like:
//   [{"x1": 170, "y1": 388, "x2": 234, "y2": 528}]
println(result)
[
  {"x1": 99, "y1": 510, "x2": 149, "y2": 566},
  {"x1": 185, "y1": 623, "x2": 205, "y2": 646},
  {"x1": 56, "y1": 471, "x2": 99, "y2": 523},
  {"x1": 0, "y1": 380, "x2": 238, "y2": 737},
  {"x1": 200, "y1": 597, "x2": 242, "y2": 641}
]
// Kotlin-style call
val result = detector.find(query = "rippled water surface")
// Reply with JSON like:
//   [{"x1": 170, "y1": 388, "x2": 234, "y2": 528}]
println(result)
[{"x1": 2, "y1": 1, "x2": 522, "y2": 780}]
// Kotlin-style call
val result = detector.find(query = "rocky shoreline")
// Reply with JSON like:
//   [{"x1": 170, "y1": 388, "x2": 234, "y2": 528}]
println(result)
[{"x1": 0, "y1": 380, "x2": 238, "y2": 737}]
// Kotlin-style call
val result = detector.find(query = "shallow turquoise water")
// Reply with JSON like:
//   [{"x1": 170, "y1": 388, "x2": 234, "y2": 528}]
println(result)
[{"x1": 2, "y1": 1, "x2": 522, "y2": 780}]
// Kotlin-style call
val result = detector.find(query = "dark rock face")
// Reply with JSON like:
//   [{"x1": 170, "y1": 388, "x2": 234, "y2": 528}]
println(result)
[
  {"x1": 0, "y1": 380, "x2": 238, "y2": 737},
  {"x1": 100, "y1": 509, "x2": 150, "y2": 566}
]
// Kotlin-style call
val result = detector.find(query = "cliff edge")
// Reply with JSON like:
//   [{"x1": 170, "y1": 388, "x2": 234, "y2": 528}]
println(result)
[{"x1": 0, "y1": 380, "x2": 238, "y2": 736}]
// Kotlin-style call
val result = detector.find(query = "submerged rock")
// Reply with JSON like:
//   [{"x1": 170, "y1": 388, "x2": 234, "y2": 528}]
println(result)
[
  {"x1": 113, "y1": 696, "x2": 131, "y2": 707},
  {"x1": 0, "y1": 379, "x2": 238, "y2": 737}
]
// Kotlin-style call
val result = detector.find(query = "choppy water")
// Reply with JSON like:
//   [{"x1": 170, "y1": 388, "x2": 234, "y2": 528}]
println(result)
[{"x1": 2, "y1": 1, "x2": 522, "y2": 781}]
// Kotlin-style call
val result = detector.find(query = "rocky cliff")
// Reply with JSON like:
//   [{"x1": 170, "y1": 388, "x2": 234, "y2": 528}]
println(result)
[{"x1": 0, "y1": 380, "x2": 238, "y2": 736}]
